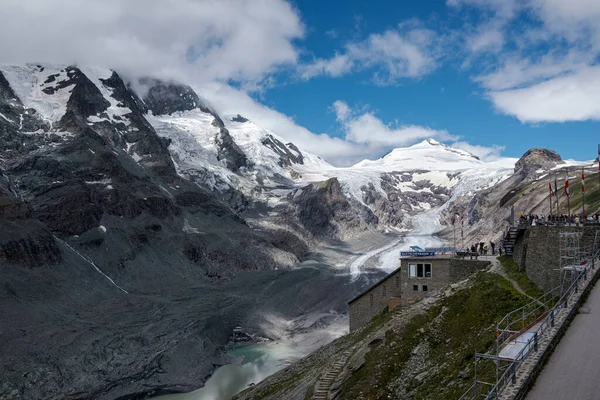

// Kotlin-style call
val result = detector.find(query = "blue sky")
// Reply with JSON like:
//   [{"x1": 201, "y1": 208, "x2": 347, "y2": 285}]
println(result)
[
  {"x1": 254, "y1": 0, "x2": 600, "y2": 164},
  {"x1": 3, "y1": 0, "x2": 600, "y2": 166}
]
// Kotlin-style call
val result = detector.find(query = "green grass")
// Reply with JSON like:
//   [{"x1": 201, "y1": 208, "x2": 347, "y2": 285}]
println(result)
[
  {"x1": 497, "y1": 255, "x2": 544, "y2": 299},
  {"x1": 337, "y1": 272, "x2": 531, "y2": 400},
  {"x1": 559, "y1": 170, "x2": 600, "y2": 215}
]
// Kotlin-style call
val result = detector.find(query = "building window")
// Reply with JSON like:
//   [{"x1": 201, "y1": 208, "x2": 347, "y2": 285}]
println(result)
[
  {"x1": 383, "y1": 285, "x2": 387, "y2": 297},
  {"x1": 409, "y1": 264, "x2": 416, "y2": 277},
  {"x1": 396, "y1": 275, "x2": 400, "y2": 288},
  {"x1": 425, "y1": 264, "x2": 432, "y2": 277},
  {"x1": 411, "y1": 263, "x2": 432, "y2": 278},
  {"x1": 370, "y1": 293, "x2": 373, "y2": 307},
  {"x1": 422, "y1": 285, "x2": 428, "y2": 292},
  {"x1": 413, "y1": 284, "x2": 419, "y2": 292}
]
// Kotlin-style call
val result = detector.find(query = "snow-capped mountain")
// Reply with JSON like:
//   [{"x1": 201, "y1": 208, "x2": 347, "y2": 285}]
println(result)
[{"x1": 0, "y1": 62, "x2": 530, "y2": 242}]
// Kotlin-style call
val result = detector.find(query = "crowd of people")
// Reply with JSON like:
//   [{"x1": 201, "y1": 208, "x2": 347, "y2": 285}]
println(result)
[
  {"x1": 468, "y1": 241, "x2": 500, "y2": 256},
  {"x1": 518, "y1": 213, "x2": 600, "y2": 226}
]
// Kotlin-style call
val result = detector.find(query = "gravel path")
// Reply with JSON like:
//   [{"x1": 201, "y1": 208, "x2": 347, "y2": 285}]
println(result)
[{"x1": 488, "y1": 256, "x2": 538, "y2": 302}]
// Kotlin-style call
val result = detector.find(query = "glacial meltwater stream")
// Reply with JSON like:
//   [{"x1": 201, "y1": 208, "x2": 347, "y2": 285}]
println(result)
[{"x1": 159, "y1": 342, "x2": 304, "y2": 400}]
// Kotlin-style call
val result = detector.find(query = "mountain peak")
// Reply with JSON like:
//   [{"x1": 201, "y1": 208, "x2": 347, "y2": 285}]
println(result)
[
  {"x1": 424, "y1": 138, "x2": 442, "y2": 146},
  {"x1": 514, "y1": 148, "x2": 563, "y2": 176}
]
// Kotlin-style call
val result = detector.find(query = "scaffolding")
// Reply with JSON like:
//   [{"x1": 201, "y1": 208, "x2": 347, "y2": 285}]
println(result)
[{"x1": 559, "y1": 232, "x2": 582, "y2": 296}]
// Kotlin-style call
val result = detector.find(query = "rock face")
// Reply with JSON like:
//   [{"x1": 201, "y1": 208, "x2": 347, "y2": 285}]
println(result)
[
  {"x1": 514, "y1": 148, "x2": 563, "y2": 177},
  {"x1": 261, "y1": 134, "x2": 304, "y2": 167},
  {"x1": 139, "y1": 78, "x2": 202, "y2": 116},
  {"x1": 287, "y1": 178, "x2": 377, "y2": 239},
  {"x1": 216, "y1": 124, "x2": 250, "y2": 172}
]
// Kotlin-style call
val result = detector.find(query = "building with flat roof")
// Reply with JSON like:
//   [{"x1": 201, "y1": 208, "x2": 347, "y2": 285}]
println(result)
[{"x1": 348, "y1": 254, "x2": 490, "y2": 332}]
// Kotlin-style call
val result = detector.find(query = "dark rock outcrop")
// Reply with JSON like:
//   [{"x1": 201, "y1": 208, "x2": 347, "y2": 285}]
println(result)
[
  {"x1": 139, "y1": 78, "x2": 201, "y2": 116},
  {"x1": 231, "y1": 114, "x2": 249, "y2": 123},
  {"x1": 59, "y1": 67, "x2": 111, "y2": 130},
  {"x1": 288, "y1": 178, "x2": 376, "y2": 238},
  {"x1": 216, "y1": 127, "x2": 249, "y2": 172},
  {"x1": 514, "y1": 148, "x2": 563, "y2": 177},
  {"x1": 0, "y1": 219, "x2": 61, "y2": 267},
  {"x1": 261, "y1": 134, "x2": 304, "y2": 167}
]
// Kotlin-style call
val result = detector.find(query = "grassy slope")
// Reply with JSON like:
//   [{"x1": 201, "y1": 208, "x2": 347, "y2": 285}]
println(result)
[
  {"x1": 338, "y1": 273, "x2": 530, "y2": 400},
  {"x1": 497, "y1": 255, "x2": 544, "y2": 299},
  {"x1": 237, "y1": 270, "x2": 543, "y2": 400},
  {"x1": 568, "y1": 170, "x2": 600, "y2": 214}
]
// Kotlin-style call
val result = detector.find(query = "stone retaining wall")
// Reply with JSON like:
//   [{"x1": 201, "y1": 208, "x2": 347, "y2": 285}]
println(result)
[{"x1": 513, "y1": 226, "x2": 599, "y2": 292}]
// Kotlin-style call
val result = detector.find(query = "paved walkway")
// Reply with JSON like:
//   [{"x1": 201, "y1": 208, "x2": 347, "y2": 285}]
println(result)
[{"x1": 526, "y1": 280, "x2": 600, "y2": 400}]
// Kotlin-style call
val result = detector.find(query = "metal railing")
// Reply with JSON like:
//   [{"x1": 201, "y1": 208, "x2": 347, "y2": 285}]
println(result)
[
  {"x1": 460, "y1": 249, "x2": 600, "y2": 400},
  {"x1": 495, "y1": 288, "x2": 560, "y2": 353}
]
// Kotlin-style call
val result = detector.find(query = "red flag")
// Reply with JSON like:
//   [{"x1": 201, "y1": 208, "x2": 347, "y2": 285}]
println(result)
[
  {"x1": 548, "y1": 181, "x2": 553, "y2": 196},
  {"x1": 582, "y1": 168, "x2": 585, "y2": 193},
  {"x1": 564, "y1": 170, "x2": 569, "y2": 197}
]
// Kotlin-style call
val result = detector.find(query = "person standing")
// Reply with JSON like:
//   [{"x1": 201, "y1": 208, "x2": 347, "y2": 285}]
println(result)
[{"x1": 490, "y1": 241, "x2": 496, "y2": 255}]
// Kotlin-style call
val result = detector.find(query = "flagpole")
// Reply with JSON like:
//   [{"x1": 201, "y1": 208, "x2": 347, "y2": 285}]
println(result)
[
  {"x1": 555, "y1": 171, "x2": 560, "y2": 215},
  {"x1": 582, "y1": 167, "x2": 585, "y2": 217},
  {"x1": 453, "y1": 216, "x2": 456, "y2": 250},
  {"x1": 566, "y1": 169, "x2": 571, "y2": 217},
  {"x1": 549, "y1": 182, "x2": 553, "y2": 216}
]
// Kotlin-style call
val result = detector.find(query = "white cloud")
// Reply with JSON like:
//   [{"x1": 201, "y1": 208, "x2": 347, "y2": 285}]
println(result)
[
  {"x1": 488, "y1": 67, "x2": 600, "y2": 123},
  {"x1": 0, "y1": 0, "x2": 304, "y2": 86},
  {"x1": 198, "y1": 83, "x2": 374, "y2": 166},
  {"x1": 451, "y1": 141, "x2": 505, "y2": 161},
  {"x1": 468, "y1": 26, "x2": 504, "y2": 53},
  {"x1": 299, "y1": 53, "x2": 354, "y2": 80},
  {"x1": 299, "y1": 23, "x2": 440, "y2": 84},
  {"x1": 332, "y1": 101, "x2": 351, "y2": 121},
  {"x1": 332, "y1": 101, "x2": 457, "y2": 147},
  {"x1": 199, "y1": 91, "x2": 469, "y2": 167},
  {"x1": 474, "y1": 51, "x2": 592, "y2": 90},
  {"x1": 451, "y1": 0, "x2": 600, "y2": 123}
]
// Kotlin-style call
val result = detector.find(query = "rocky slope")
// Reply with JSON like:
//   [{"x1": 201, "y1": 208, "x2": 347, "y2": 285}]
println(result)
[{"x1": 0, "y1": 64, "x2": 342, "y2": 399}]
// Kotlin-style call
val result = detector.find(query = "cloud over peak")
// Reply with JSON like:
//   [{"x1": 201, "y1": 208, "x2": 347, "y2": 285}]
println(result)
[
  {"x1": 0, "y1": 0, "x2": 304, "y2": 86},
  {"x1": 299, "y1": 22, "x2": 440, "y2": 84}
]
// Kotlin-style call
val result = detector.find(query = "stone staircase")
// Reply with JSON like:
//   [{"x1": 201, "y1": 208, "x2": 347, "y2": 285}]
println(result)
[
  {"x1": 312, "y1": 350, "x2": 352, "y2": 400},
  {"x1": 503, "y1": 227, "x2": 521, "y2": 256}
]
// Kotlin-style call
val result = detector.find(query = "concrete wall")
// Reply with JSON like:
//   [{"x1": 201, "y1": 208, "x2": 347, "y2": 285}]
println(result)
[
  {"x1": 348, "y1": 268, "x2": 402, "y2": 332},
  {"x1": 449, "y1": 259, "x2": 491, "y2": 281}
]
